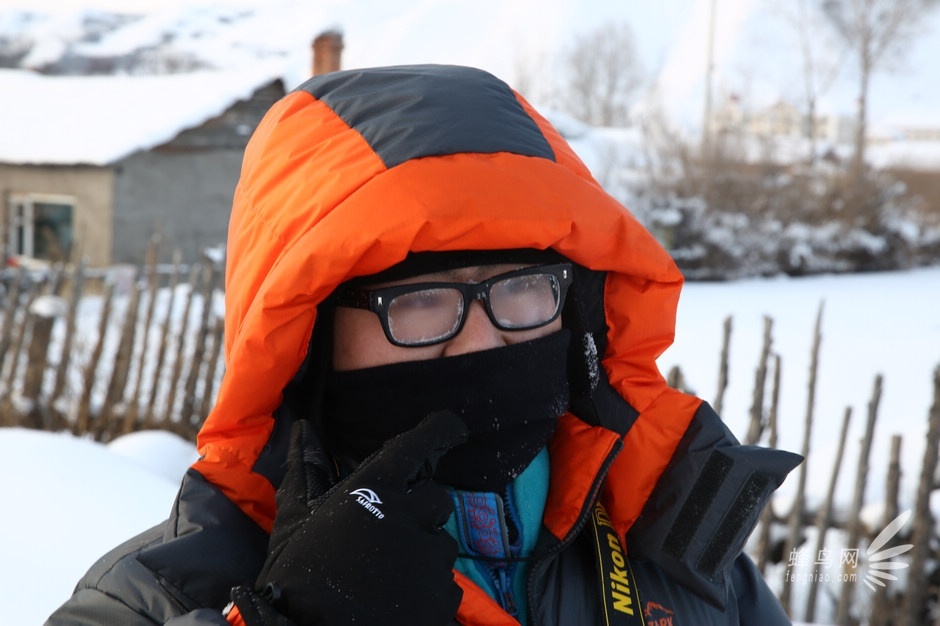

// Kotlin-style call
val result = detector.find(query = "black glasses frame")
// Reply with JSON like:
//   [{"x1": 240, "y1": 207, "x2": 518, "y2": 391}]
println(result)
[{"x1": 335, "y1": 262, "x2": 573, "y2": 347}]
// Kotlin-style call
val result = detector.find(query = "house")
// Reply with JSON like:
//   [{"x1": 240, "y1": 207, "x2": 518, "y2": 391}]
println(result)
[
  {"x1": 709, "y1": 97, "x2": 857, "y2": 147},
  {"x1": 0, "y1": 30, "x2": 344, "y2": 268},
  {"x1": 870, "y1": 111, "x2": 940, "y2": 144},
  {"x1": 746, "y1": 101, "x2": 804, "y2": 139}
]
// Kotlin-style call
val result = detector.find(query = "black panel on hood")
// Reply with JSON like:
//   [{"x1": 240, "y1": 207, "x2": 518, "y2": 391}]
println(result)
[{"x1": 296, "y1": 64, "x2": 556, "y2": 168}]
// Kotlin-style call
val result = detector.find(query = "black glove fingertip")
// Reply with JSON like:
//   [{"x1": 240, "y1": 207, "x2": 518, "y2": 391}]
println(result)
[
  {"x1": 230, "y1": 584, "x2": 296, "y2": 626},
  {"x1": 423, "y1": 410, "x2": 471, "y2": 454}
]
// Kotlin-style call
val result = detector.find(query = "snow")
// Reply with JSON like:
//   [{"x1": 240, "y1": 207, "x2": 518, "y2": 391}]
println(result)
[
  {"x1": 0, "y1": 63, "x2": 284, "y2": 165},
  {"x1": 29, "y1": 294, "x2": 68, "y2": 318},
  {"x1": 661, "y1": 266, "x2": 940, "y2": 513},
  {"x1": 1, "y1": 266, "x2": 936, "y2": 624},
  {"x1": 868, "y1": 140, "x2": 940, "y2": 170},
  {"x1": 1, "y1": 0, "x2": 939, "y2": 154},
  {"x1": 0, "y1": 428, "x2": 195, "y2": 625},
  {"x1": 106, "y1": 429, "x2": 201, "y2": 483}
]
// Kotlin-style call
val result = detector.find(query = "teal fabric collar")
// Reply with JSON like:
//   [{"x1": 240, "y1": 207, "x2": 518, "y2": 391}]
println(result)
[{"x1": 443, "y1": 446, "x2": 550, "y2": 622}]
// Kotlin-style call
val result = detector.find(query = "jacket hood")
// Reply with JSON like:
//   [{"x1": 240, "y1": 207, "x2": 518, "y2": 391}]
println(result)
[{"x1": 193, "y1": 64, "x2": 693, "y2": 534}]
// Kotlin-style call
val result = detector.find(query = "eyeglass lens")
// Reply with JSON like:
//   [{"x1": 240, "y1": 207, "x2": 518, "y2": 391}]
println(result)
[
  {"x1": 387, "y1": 288, "x2": 465, "y2": 345},
  {"x1": 385, "y1": 272, "x2": 560, "y2": 345}
]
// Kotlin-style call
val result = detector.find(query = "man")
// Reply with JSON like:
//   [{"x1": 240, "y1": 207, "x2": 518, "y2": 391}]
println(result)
[{"x1": 48, "y1": 64, "x2": 799, "y2": 625}]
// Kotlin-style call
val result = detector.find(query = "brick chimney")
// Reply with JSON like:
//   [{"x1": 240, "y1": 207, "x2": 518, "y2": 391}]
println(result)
[{"x1": 312, "y1": 30, "x2": 344, "y2": 76}]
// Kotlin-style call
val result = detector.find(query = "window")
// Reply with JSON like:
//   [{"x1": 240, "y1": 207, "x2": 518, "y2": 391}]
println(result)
[{"x1": 7, "y1": 193, "x2": 74, "y2": 263}]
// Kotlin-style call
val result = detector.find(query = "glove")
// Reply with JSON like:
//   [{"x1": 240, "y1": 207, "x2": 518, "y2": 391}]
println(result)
[{"x1": 232, "y1": 410, "x2": 468, "y2": 626}]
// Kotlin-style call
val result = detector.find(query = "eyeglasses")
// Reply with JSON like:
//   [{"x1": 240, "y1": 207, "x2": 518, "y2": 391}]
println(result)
[{"x1": 335, "y1": 263, "x2": 573, "y2": 347}]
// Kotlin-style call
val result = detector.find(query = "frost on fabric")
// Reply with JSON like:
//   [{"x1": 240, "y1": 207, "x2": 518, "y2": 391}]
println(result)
[{"x1": 582, "y1": 332, "x2": 599, "y2": 393}]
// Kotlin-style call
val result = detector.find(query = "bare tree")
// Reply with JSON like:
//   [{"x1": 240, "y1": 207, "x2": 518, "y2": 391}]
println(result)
[
  {"x1": 512, "y1": 51, "x2": 551, "y2": 106},
  {"x1": 769, "y1": 0, "x2": 846, "y2": 164},
  {"x1": 821, "y1": 0, "x2": 938, "y2": 181},
  {"x1": 555, "y1": 21, "x2": 645, "y2": 127}
]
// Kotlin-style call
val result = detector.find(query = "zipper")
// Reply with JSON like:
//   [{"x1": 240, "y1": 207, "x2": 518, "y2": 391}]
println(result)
[
  {"x1": 525, "y1": 437, "x2": 624, "y2": 624},
  {"x1": 492, "y1": 565, "x2": 518, "y2": 616},
  {"x1": 452, "y1": 489, "x2": 522, "y2": 618}
]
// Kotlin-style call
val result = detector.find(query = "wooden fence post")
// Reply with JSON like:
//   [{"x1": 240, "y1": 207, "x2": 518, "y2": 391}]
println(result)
[
  {"x1": 900, "y1": 365, "x2": 940, "y2": 626},
  {"x1": 144, "y1": 250, "x2": 183, "y2": 428},
  {"x1": 2, "y1": 277, "x2": 45, "y2": 398},
  {"x1": 755, "y1": 353, "x2": 782, "y2": 574},
  {"x1": 666, "y1": 364, "x2": 688, "y2": 393},
  {"x1": 97, "y1": 274, "x2": 140, "y2": 440},
  {"x1": 47, "y1": 263, "x2": 66, "y2": 296},
  {"x1": 836, "y1": 373, "x2": 883, "y2": 625},
  {"x1": 123, "y1": 235, "x2": 161, "y2": 433},
  {"x1": 162, "y1": 263, "x2": 200, "y2": 429},
  {"x1": 714, "y1": 315, "x2": 732, "y2": 414},
  {"x1": 74, "y1": 282, "x2": 115, "y2": 436},
  {"x1": 0, "y1": 266, "x2": 26, "y2": 376},
  {"x1": 869, "y1": 434, "x2": 903, "y2": 626},
  {"x1": 804, "y1": 300, "x2": 823, "y2": 444},
  {"x1": 804, "y1": 406, "x2": 852, "y2": 622},
  {"x1": 779, "y1": 306, "x2": 824, "y2": 614},
  {"x1": 744, "y1": 315, "x2": 773, "y2": 445},
  {"x1": 51, "y1": 258, "x2": 86, "y2": 408},
  {"x1": 22, "y1": 295, "x2": 65, "y2": 429},
  {"x1": 197, "y1": 314, "x2": 225, "y2": 429},
  {"x1": 180, "y1": 261, "x2": 218, "y2": 433}
]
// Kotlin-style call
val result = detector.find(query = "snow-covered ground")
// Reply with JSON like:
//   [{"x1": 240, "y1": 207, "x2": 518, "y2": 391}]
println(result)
[
  {"x1": 0, "y1": 428, "x2": 198, "y2": 625},
  {"x1": 2, "y1": 265, "x2": 936, "y2": 625}
]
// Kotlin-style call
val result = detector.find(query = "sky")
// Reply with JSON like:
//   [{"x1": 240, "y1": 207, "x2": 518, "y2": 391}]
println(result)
[
  {"x1": 2, "y1": 0, "x2": 938, "y2": 133},
  {"x1": 3, "y1": 264, "x2": 937, "y2": 625}
]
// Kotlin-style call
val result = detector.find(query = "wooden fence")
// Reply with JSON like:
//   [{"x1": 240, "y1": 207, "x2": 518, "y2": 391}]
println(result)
[
  {"x1": 665, "y1": 302, "x2": 939, "y2": 626},
  {"x1": 0, "y1": 252, "x2": 938, "y2": 625},
  {"x1": 0, "y1": 245, "x2": 224, "y2": 443}
]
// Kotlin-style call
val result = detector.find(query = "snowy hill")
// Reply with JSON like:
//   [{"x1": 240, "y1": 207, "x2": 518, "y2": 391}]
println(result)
[{"x1": 1, "y1": 0, "x2": 939, "y2": 135}]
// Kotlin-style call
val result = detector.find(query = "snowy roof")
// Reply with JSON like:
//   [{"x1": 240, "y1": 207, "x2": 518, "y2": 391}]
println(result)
[{"x1": 0, "y1": 61, "x2": 286, "y2": 166}]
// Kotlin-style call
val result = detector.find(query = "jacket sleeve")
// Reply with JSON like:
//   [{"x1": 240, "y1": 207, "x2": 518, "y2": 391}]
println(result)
[
  {"x1": 44, "y1": 524, "x2": 200, "y2": 625},
  {"x1": 45, "y1": 470, "x2": 269, "y2": 626},
  {"x1": 730, "y1": 554, "x2": 791, "y2": 625},
  {"x1": 626, "y1": 402, "x2": 802, "y2": 609}
]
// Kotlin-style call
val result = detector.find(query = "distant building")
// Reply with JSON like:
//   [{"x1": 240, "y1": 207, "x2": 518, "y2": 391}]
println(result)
[
  {"x1": 873, "y1": 117, "x2": 940, "y2": 143},
  {"x1": 0, "y1": 30, "x2": 343, "y2": 268},
  {"x1": 747, "y1": 101, "x2": 804, "y2": 139},
  {"x1": 816, "y1": 113, "x2": 855, "y2": 145},
  {"x1": 900, "y1": 127, "x2": 940, "y2": 141},
  {"x1": 709, "y1": 97, "x2": 856, "y2": 145}
]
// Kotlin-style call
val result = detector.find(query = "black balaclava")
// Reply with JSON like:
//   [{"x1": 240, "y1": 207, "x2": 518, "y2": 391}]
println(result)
[{"x1": 320, "y1": 249, "x2": 572, "y2": 492}]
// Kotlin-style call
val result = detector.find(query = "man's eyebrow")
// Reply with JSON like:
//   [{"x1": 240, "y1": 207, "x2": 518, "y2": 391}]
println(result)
[
  {"x1": 439, "y1": 268, "x2": 464, "y2": 281},
  {"x1": 427, "y1": 264, "x2": 527, "y2": 284},
  {"x1": 439, "y1": 267, "x2": 505, "y2": 282}
]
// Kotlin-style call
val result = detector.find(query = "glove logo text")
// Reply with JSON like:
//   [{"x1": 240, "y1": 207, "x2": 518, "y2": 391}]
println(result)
[{"x1": 350, "y1": 488, "x2": 385, "y2": 519}]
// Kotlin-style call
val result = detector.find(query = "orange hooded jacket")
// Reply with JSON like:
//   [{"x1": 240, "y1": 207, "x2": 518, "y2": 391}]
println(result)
[
  {"x1": 47, "y1": 65, "x2": 798, "y2": 626},
  {"x1": 192, "y1": 64, "x2": 698, "y2": 547}
]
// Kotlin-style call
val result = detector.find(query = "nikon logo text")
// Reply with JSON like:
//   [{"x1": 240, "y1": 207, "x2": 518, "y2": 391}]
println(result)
[
  {"x1": 606, "y1": 531, "x2": 635, "y2": 615},
  {"x1": 350, "y1": 488, "x2": 385, "y2": 519}
]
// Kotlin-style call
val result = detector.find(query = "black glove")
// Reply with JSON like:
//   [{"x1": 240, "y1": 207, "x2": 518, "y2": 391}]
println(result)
[{"x1": 232, "y1": 410, "x2": 468, "y2": 626}]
